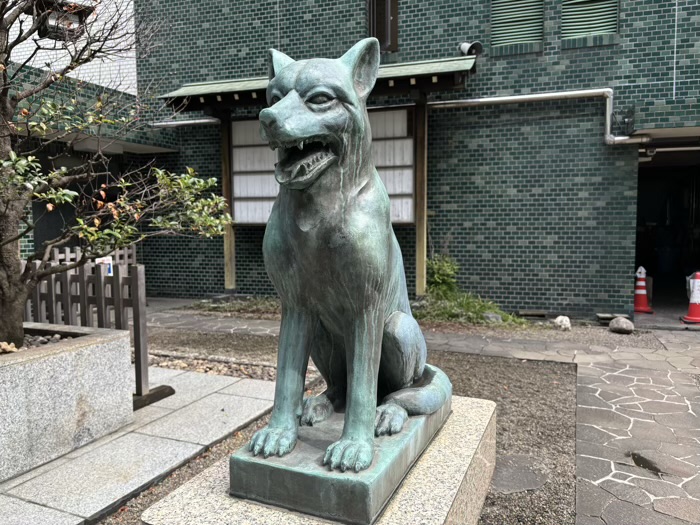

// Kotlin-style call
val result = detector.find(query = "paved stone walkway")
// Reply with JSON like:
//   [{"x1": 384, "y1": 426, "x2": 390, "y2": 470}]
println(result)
[
  {"x1": 145, "y1": 306, "x2": 700, "y2": 525},
  {"x1": 147, "y1": 309, "x2": 280, "y2": 337},
  {"x1": 0, "y1": 367, "x2": 275, "y2": 525}
]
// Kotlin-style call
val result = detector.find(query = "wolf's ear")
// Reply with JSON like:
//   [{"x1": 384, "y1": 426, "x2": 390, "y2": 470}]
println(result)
[
  {"x1": 268, "y1": 49, "x2": 295, "y2": 80},
  {"x1": 339, "y1": 38, "x2": 380, "y2": 100}
]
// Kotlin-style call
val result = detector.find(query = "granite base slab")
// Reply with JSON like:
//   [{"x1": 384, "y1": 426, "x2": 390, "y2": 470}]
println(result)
[{"x1": 141, "y1": 396, "x2": 496, "y2": 525}]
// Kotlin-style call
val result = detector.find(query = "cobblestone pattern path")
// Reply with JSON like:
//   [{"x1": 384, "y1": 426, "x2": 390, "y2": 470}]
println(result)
[
  {"x1": 146, "y1": 307, "x2": 700, "y2": 525},
  {"x1": 147, "y1": 311, "x2": 280, "y2": 337}
]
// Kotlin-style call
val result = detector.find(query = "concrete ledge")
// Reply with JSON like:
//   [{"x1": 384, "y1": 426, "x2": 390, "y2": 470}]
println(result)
[
  {"x1": 0, "y1": 323, "x2": 133, "y2": 482},
  {"x1": 141, "y1": 396, "x2": 496, "y2": 525}
]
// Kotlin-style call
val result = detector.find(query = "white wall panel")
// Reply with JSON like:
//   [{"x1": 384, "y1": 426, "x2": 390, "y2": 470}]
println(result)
[
  {"x1": 232, "y1": 110, "x2": 414, "y2": 224},
  {"x1": 232, "y1": 146, "x2": 277, "y2": 172},
  {"x1": 233, "y1": 173, "x2": 279, "y2": 198},
  {"x1": 369, "y1": 109, "x2": 408, "y2": 138},
  {"x1": 372, "y1": 138, "x2": 413, "y2": 167},
  {"x1": 232, "y1": 120, "x2": 266, "y2": 146},
  {"x1": 10, "y1": 1, "x2": 138, "y2": 95},
  {"x1": 390, "y1": 197, "x2": 414, "y2": 223},
  {"x1": 378, "y1": 168, "x2": 414, "y2": 195},
  {"x1": 233, "y1": 200, "x2": 276, "y2": 224}
]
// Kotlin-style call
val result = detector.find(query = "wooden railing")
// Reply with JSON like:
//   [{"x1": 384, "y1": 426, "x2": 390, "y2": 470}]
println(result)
[
  {"x1": 23, "y1": 256, "x2": 149, "y2": 397},
  {"x1": 48, "y1": 245, "x2": 137, "y2": 266}
]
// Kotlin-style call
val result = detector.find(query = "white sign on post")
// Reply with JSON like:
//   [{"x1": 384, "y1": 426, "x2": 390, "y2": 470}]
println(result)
[{"x1": 95, "y1": 256, "x2": 113, "y2": 276}]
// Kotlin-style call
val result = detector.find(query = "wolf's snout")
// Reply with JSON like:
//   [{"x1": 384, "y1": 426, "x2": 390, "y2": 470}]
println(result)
[{"x1": 259, "y1": 108, "x2": 278, "y2": 141}]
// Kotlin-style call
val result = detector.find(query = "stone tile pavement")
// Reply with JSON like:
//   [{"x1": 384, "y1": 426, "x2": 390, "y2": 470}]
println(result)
[
  {"x1": 147, "y1": 309, "x2": 280, "y2": 337},
  {"x1": 422, "y1": 330, "x2": 700, "y2": 525},
  {"x1": 0, "y1": 367, "x2": 275, "y2": 525}
]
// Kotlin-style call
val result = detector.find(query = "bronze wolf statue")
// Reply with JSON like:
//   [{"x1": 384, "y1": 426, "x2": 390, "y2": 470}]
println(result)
[{"x1": 249, "y1": 37, "x2": 452, "y2": 473}]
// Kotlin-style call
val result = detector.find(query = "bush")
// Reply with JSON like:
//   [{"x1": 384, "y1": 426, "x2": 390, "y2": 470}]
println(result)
[
  {"x1": 418, "y1": 255, "x2": 524, "y2": 325},
  {"x1": 426, "y1": 255, "x2": 459, "y2": 299}
]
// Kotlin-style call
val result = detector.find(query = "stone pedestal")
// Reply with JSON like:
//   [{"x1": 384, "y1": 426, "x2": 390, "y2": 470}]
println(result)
[
  {"x1": 0, "y1": 324, "x2": 133, "y2": 483},
  {"x1": 141, "y1": 396, "x2": 496, "y2": 525},
  {"x1": 230, "y1": 396, "x2": 451, "y2": 524}
]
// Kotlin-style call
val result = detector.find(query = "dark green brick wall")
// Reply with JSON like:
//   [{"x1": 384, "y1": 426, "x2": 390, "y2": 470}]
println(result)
[
  {"x1": 136, "y1": 127, "x2": 227, "y2": 298},
  {"x1": 134, "y1": 0, "x2": 698, "y2": 314},
  {"x1": 428, "y1": 99, "x2": 638, "y2": 315}
]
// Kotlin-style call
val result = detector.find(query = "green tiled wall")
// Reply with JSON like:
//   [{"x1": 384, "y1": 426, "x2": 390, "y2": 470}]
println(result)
[{"x1": 134, "y1": 0, "x2": 698, "y2": 314}]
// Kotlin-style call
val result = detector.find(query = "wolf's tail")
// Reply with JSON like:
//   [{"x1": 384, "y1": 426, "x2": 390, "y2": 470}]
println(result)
[{"x1": 382, "y1": 364, "x2": 452, "y2": 415}]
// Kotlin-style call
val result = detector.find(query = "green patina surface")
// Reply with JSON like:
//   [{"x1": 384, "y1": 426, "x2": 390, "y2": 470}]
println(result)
[
  {"x1": 243, "y1": 39, "x2": 451, "y2": 476},
  {"x1": 134, "y1": 0, "x2": 698, "y2": 316}
]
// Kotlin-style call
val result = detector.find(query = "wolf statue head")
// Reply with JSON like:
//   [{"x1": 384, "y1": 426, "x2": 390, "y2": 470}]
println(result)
[{"x1": 259, "y1": 38, "x2": 380, "y2": 192}]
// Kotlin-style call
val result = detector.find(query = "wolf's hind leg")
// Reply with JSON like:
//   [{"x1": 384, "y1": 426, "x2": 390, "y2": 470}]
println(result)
[
  {"x1": 373, "y1": 311, "x2": 425, "y2": 436},
  {"x1": 302, "y1": 324, "x2": 346, "y2": 426},
  {"x1": 375, "y1": 403, "x2": 408, "y2": 436},
  {"x1": 301, "y1": 386, "x2": 344, "y2": 426},
  {"x1": 379, "y1": 311, "x2": 427, "y2": 392},
  {"x1": 375, "y1": 312, "x2": 451, "y2": 436}
]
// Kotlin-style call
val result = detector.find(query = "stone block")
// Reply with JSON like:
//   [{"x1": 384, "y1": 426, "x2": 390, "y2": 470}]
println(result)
[
  {"x1": 219, "y1": 378, "x2": 276, "y2": 400},
  {"x1": 152, "y1": 371, "x2": 240, "y2": 409},
  {"x1": 0, "y1": 323, "x2": 133, "y2": 483},
  {"x1": 141, "y1": 396, "x2": 496, "y2": 525},
  {"x1": 138, "y1": 393, "x2": 271, "y2": 446},
  {"x1": 0, "y1": 494, "x2": 83, "y2": 525}
]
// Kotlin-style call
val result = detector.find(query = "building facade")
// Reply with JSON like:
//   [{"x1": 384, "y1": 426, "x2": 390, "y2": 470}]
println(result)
[{"x1": 134, "y1": 0, "x2": 700, "y2": 317}]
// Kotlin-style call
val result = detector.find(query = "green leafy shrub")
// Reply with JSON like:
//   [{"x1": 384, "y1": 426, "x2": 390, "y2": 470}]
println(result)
[
  {"x1": 418, "y1": 255, "x2": 524, "y2": 325},
  {"x1": 426, "y1": 255, "x2": 459, "y2": 299}
]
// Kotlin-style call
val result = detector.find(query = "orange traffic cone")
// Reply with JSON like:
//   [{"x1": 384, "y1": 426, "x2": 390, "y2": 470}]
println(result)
[
  {"x1": 634, "y1": 266, "x2": 653, "y2": 314},
  {"x1": 682, "y1": 272, "x2": 700, "y2": 323}
]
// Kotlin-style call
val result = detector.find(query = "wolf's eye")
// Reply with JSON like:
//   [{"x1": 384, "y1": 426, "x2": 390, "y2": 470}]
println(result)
[
  {"x1": 270, "y1": 95, "x2": 281, "y2": 105},
  {"x1": 307, "y1": 93, "x2": 333, "y2": 105}
]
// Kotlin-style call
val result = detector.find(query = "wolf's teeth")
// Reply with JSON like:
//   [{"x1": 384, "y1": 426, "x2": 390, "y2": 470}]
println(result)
[{"x1": 298, "y1": 141, "x2": 304, "y2": 150}]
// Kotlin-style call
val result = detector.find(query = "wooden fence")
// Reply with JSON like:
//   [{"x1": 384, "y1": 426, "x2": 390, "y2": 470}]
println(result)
[
  {"x1": 23, "y1": 256, "x2": 149, "y2": 396},
  {"x1": 48, "y1": 245, "x2": 137, "y2": 266}
]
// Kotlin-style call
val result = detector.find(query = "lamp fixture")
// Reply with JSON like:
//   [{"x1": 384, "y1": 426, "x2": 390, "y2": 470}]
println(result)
[{"x1": 24, "y1": 0, "x2": 95, "y2": 42}]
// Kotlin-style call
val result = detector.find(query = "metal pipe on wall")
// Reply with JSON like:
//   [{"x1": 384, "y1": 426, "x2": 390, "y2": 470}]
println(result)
[
  {"x1": 427, "y1": 88, "x2": 650, "y2": 146},
  {"x1": 150, "y1": 117, "x2": 221, "y2": 128}
]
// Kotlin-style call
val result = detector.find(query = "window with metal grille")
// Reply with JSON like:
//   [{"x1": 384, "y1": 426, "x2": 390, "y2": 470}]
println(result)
[
  {"x1": 561, "y1": 0, "x2": 618, "y2": 39},
  {"x1": 491, "y1": 0, "x2": 544, "y2": 47},
  {"x1": 369, "y1": 0, "x2": 398, "y2": 52}
]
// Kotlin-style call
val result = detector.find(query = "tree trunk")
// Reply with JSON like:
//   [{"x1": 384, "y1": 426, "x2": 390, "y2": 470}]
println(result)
[
  {"x1": 0, "y1": 199, "x2": 29, "y2": 347},
  {"x1": 0, "y1": 282, "x2": 27, "y2": 347},
  {"x1": 0, "y1": 55, "x2": 27, "y2": 347}
]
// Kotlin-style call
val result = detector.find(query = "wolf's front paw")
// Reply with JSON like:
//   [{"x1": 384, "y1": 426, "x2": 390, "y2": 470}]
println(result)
[
  {"x1": 249, "y1": 426, "x2": 297, "y2": 458},
  {"x1": 323, "y1": 438, "x2": 374, "y2": 472},
  {"x1": 375, "y1": 404, "x2": 408, "y2": 436},
  {"x1": 301, "y1": 394, "x2": 333, "y2": 426}
]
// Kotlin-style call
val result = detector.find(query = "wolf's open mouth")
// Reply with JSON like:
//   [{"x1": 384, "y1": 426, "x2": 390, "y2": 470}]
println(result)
[{"x1": 272, "y1": 138, "x2": 337, "y2": 187}]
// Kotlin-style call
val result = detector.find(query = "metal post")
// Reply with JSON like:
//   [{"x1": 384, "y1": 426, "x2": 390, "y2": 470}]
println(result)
[{"x1": 131, "y1": 264, "x2": 149, "y2": 397}]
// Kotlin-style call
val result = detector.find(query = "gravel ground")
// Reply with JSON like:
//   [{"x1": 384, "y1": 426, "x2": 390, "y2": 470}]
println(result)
[
  {"x1": 422, "y1": 321, "x2": 665, "y2": 350},
  {"x1": 149, "y1": 328, "x2": 279, "y2": 365},
  {"x1": 98, "y1": 328, "x2": 577, "y2": 524},
  {"x1": 427, "y1": 350, "x2": 577, "y2": 525}
]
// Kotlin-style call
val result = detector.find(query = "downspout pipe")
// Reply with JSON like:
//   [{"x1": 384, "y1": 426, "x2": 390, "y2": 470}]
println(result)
[{"x1": 427, "y1": 88, "x2": 650, "y2": 145}]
